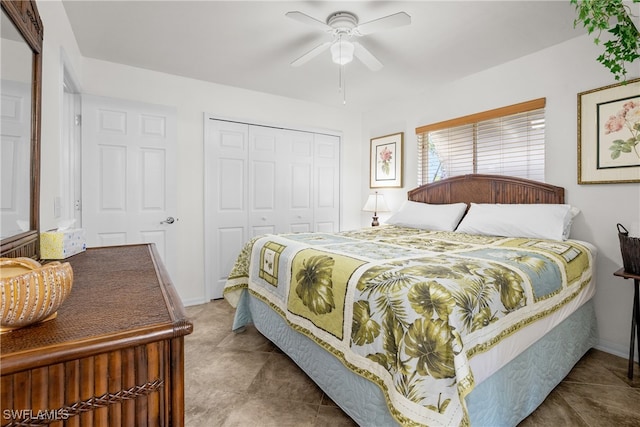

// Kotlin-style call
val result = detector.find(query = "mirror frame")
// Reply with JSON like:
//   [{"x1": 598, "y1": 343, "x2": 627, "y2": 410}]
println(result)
[{"x1": 1, "y1": 0, "x2": 43, "y2": 259}]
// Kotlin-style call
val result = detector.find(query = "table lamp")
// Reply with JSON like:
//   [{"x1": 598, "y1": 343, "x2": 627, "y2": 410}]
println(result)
[{"x1": 362, "y1": 191, "x2": 390, "y2": 226}]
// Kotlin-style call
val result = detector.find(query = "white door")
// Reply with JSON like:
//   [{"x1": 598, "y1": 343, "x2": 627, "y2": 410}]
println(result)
[
  {"x1": 81, "y1": 95, "x2": 178, "y2": 276},
  {"x1": 0, "y1": 80, "x2": 31, "y2": 238}
]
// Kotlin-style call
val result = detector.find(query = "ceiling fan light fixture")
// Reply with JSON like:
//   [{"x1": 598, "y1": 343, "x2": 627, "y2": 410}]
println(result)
[{"x1": 330, "y1": 40, "x2": 354, "y2": 65}]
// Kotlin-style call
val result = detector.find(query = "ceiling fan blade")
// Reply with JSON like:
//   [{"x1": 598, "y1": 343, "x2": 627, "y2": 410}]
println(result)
[
  {"x1": 286, "y1": 11, "x2": 332, "y2": 31},
  {"x1": 355, "y1": 12, "x2": 411, "y2": 36},
  {"x1": 291, "y1": 41, "x2": 332, "y2": 67},
  {"x1": 353, "y1": 42, "x2": 383, "y2": 71}
]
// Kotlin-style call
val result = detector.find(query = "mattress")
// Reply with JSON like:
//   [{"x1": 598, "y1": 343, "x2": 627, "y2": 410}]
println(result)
[{"x1": 224, "y1": 226, "x2": 597, "y2": 426}]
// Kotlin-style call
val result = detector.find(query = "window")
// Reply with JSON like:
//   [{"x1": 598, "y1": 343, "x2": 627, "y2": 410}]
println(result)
[{"x1": 416, "y1": 98, "x2": 546, "y2": 185}]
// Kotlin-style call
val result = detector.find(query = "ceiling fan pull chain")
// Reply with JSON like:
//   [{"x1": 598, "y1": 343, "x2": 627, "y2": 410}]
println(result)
[
  {"x1": 338, "y1": 64, "x2": 347, "y2": 104},
  {"x1": 342, "y1": 65, "x2": 347, "y2": 105},
  {"x1": 340, "y1": 36, "x2": 346, "y2": 104}
]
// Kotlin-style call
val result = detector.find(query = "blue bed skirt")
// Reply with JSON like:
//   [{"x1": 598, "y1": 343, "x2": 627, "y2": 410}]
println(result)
[{"x1": 232, "y1": 290, "x2": 598, "y2": 426}]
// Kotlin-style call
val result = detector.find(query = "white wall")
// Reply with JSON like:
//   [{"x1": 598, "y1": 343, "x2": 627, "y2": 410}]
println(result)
[
  {"x1": 362, "y1": 34, "x2": 640, "y2": 359},
  {"x1": 37, "y1": 0, "x2": 363, "y2": 307}
]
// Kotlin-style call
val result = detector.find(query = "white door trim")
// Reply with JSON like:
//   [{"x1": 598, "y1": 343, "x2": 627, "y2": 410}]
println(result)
[{"x1": 60, "y1": 48, "x2": 82, "y2": 227}]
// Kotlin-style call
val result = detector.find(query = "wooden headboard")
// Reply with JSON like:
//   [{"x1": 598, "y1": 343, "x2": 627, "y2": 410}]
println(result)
[{"x1": 408, "y1": 174, "x2": 565, "y2": 205}]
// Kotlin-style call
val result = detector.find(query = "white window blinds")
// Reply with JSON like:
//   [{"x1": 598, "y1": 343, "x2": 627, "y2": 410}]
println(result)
[{"x1": 416, "y1": 98, "x2": 546, "y2": 185}]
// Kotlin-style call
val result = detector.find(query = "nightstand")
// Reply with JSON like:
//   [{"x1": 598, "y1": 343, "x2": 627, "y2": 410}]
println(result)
[{"x1": 614, "y1": 268, "x2": 640, "y2": 379}]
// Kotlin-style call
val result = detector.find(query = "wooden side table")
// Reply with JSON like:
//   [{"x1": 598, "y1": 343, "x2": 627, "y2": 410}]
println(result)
[{"x1": 614, "y1": 268, "x2": 640, "y2": 379}]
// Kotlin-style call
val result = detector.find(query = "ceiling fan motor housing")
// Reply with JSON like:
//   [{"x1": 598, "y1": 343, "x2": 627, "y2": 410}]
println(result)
[{"x1": 327, "y1": 12, "x2": 358, "y2": 33}]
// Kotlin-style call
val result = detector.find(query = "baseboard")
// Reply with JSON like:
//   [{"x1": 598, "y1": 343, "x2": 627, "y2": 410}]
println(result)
[
  {"x1": 182, "y1": 296, "x2": 207, "y2": 307},
  {"x1": 596, "y1": 338, "x2": 638, "y2": 362}
]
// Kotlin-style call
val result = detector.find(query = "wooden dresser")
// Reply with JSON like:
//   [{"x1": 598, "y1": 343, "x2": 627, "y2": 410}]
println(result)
[{"x1": 0, "y1": 244, "x2": 193, "y2": 426}]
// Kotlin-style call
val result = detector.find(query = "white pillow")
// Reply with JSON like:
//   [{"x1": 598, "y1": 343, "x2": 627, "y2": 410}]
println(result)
[
  {"x1": 386, "y1": 201, "x2": 467, "y2": 231},
  {"x1": 454, "y1": 203, "x2": 580, "y2": 240}
]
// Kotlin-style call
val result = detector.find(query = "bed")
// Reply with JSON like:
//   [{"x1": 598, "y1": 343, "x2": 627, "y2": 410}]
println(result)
[{"x1": 223, "y1": 174, "x2": 598, "y2": 426}]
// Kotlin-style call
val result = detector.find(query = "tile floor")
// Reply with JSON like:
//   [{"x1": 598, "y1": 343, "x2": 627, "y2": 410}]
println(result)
[{"x1": 184, "y1": 299, "x2": 640, "y2": 427}]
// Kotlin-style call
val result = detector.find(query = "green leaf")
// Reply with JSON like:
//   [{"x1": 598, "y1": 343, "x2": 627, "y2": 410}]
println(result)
[
  {"x1": 351, "y1": 300, "x2": 381, "y2": 345},
  {"x1": 295, "y1": 255, "x2": 336, "y2": 315},
  {"x1": 403, "y1": 318, "x2": 456, "y2": 379},
  {"x1": 573, "y1": 0, "x2": 640, "y2": 81}
]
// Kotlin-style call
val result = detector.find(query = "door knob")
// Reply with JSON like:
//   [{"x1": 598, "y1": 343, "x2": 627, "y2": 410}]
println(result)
[{"x1": 160, "y1": 216, "x2": 175, "y2": 224}]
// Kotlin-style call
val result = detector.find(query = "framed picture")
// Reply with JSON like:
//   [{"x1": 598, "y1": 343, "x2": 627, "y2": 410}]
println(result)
[
  {"x1": 578, "y1": 78, "x2": 640, "y2": 184},
  {"x1": 370, "y1": 132, "x2": 403, "y2": 188}
]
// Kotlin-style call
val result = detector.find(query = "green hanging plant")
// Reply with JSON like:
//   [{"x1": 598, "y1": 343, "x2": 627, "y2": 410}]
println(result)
[{"x1": 571, "y1": 0, "x2": 640, "y2": 81}]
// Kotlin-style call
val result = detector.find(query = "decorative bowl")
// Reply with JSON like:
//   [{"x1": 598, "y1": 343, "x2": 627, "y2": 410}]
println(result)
[{"x1": 0, "y1": 257, "x2": 73, "y2": 333}]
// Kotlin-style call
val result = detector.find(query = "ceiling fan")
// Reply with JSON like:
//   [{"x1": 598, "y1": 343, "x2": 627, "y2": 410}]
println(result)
[{"x1": 286, "y1": 10, "x2": 411, "y2": 71}]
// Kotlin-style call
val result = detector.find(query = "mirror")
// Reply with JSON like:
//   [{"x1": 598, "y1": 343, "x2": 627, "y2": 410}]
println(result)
[
  {"x1": 1, "y1": 9, "x2": 33, "y2": 239},
  {"x1": 0, "y1": 0, "x2": 43, "y2": 258}
]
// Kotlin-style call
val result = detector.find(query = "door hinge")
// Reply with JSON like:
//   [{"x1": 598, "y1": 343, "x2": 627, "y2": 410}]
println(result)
[
  {"x1": 75, "y1": 114, "x2": 81, "y2": 126},
  {"x1": 74, "y1": 199, "x2": 81, "y2": 211}
]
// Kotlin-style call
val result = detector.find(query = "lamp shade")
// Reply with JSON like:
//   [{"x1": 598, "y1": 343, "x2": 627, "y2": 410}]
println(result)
[
  {"x1": 330, "y1": 40, "x2": 355, "y2": 65},
  {"x1": 362, "y1": 193, "x2": 390, "y2": 213}
]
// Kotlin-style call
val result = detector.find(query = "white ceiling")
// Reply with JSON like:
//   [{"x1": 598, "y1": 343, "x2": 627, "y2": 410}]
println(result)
[{"x1": 62, "y1": 1, "x2": 586, "y2": 112}]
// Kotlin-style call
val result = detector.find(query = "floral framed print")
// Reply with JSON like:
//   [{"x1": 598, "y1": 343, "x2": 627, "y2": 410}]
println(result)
[
  {"x1": 578, "y1": 78, "x2": 640, "y2": 184},
  {"x1": 370, "y1": 132, "x2": 403, "y2": 188}
]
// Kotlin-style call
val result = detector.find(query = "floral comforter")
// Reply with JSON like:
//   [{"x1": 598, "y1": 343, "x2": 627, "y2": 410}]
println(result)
[{"x1": 223, "y1": 226, "x2": 594, "y2": 426}]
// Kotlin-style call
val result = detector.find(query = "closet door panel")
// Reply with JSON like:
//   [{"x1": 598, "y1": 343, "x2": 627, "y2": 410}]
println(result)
[
  {"x1": 219, "y1": 159, "x2": 245, "y2": 210},
  {"x1": 250, "y1": 154, "x2": 277, "y2": 236},
  {"x1": 251, "y1": 162, "x2": 276, "y2": 210},
  {"x1": 290, "y1": 163, "x2": 311, "y2": 208},
  {"x1": 289, "y1": 161, "x2": 312, "y2": 232},
  {"x1": 218, "y1": 227, "x2": 246, "y2": 283},
  {"x1": 205, "y1": 119, "x2": 249, "y2": 299},
  {"x1": 217, "y1": 156, "x2": 247, "y2": 283},
  {"x1": 249, "y1": 126, "x2": 282, "y2": 236},
  {"x1": 286, "y1": 131, "x2": 314, "y2": 232},
  {"x1": 314, "y1": 134, "x2": 340, "y2": 232}
]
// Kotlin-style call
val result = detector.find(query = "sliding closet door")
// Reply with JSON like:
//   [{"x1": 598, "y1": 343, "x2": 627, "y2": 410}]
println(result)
[{"x1": 204, "y1": 117, "x2": 340, "y2": 299}]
